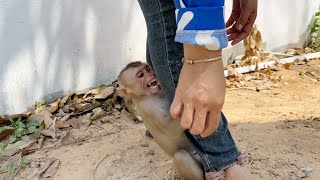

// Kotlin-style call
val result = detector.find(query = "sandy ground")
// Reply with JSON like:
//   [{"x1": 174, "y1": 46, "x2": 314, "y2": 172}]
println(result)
[{"x1": 8, "y1": 59, "x2": 320, "y2": 180}]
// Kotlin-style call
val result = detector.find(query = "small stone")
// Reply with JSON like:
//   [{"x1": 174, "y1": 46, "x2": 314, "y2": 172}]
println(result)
[
  {"x1": 140, "y1": 143, "x2": 149, "y2": 147},
  {"x1": 302, "y1": 167, "x2": 313, "y2": 173},
  {"x1": 284, "y1": 82, "x2": 289, "y2": 86}
]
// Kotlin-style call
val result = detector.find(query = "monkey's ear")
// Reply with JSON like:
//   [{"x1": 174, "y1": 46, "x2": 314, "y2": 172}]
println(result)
[{"x1": 116, "y1": 87, "x2": 132, "y2": 98}]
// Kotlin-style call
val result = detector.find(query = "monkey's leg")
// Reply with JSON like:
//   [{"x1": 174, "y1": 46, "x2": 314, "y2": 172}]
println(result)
[{"x1": 174, "y1": 150, "x2": 205, "y2": 180}]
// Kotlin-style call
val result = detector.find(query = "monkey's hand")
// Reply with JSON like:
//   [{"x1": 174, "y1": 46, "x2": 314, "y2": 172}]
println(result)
[{"x1": 170, "y1": 45, "x2": 225, "y2": 137}]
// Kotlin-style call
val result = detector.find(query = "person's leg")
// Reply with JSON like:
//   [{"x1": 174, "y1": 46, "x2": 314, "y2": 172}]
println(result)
[{"x1": 138, "y1": 0, "x2": 248, "y2": 177}]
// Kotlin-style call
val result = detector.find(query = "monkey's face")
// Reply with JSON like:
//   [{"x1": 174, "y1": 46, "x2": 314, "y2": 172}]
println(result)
[{"x1": 122, "y1": 64, "x2": 161, "y2": 97}]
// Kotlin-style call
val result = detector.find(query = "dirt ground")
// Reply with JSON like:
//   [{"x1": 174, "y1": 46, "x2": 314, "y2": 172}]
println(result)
[{"x1": 4, "y1": 59, "x2": 320, "y2": 180}]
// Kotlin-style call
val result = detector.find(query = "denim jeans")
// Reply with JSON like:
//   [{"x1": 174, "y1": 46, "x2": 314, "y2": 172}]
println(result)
[{"x1": 138, "y1": 0, "x2": 240, "y2": 172}]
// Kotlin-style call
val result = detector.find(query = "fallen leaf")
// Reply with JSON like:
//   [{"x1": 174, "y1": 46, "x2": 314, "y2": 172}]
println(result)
[
  {"x1": 67, "y1": 118, "x2": 80, "y2": 129},
  {"x1": 283, "y1": 63, "x2": 293, "y2": 69},
  {"x1": 61, "y1": 131, "x2": 75, "y2": 145},
  {"x1": 94, "y1": 86, "x2": 115, "y2": 99},
  {"x1": 0, "y1": 127, "x2": 15, "y2": 141},
  {"x1": 45, "y1": 100, "x2": 60, "y2": 114},
  {"x1": 0, "y1": 116, "x2": 11, "y2": 126},
  {"x1": 54, "y1": 121, "x2": 70, "y2": 129},
  {"x1": 74, "y1": 103, "x2": 94, "y2": 113},
  {"x1": 42, "y1": 111, "x2": 53, "y2": 129},
  {"x1": 79, "y1": 114, "x2": 92, "y2": 128},
  {"x1": 83, "y1": 85, "x2": 108, "y2": 98},
  {"x1": 91, "y1": 107, "x2": 105, "y2": 120},
  {"x1": 9, "y1": 113, "x2": 30, "y2": 120},
  {"x1": 28, "y1": 114, "x2": 45, "y2": 125},
  {"x1": 59, "y1": 95, "x2": 70, "y2": 108},
  {"x1": 3, "y1": 140, "x2": 35, "y2": 156},
  {"x1": 60, "y1": 114, "x2": 71, "y2": 122},
  {"x1": 22, "y1": 141, "x2": 38, "y2": 155},
  {"x1": 41, "y1": 130, "x2": 56, "y2": 138},
  {"x1": 62, "y1": 105, "x2": 71, "y2": 113},
  {"x1": 55, "y1": 108, "x2": 66, "y2": 117}
]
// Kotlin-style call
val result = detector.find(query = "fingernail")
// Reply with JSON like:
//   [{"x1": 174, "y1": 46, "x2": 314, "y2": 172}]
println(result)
[{"x1": 237, "y1": 24, "x2": 243, "y2": 31}]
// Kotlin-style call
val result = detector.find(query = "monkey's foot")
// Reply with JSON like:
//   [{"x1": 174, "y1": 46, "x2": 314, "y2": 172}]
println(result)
[
  {"x1": 237, "y1": 150, "x2": 252, "y2": 167},
  {"x1": 205, "y1": 171, "x2": 226, "y2": 180}
]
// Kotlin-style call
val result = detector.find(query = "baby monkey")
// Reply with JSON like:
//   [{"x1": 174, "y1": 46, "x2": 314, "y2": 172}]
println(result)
[{"x1": 117, "y1": 62, "x2": 246, "y2": 180}]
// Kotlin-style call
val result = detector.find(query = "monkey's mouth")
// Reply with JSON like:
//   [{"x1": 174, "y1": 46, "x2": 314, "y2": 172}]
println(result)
[{"x1": 146, "y1": 79, "x2": 159, "y2": 89}]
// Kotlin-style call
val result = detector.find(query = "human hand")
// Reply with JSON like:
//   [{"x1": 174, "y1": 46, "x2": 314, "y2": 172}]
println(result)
[
  {"x1": 226, "y1": 0, "x2": 258, "y2": 45},
  {"x1": 170, "y1": 45, "x2": 226, "y2": 137}
]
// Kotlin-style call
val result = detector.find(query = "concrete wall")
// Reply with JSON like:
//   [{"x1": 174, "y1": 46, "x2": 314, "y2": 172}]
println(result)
[
  {"x1": 0, "y1": 0, "x2": 319, "y2": 114},
  {"x1": 0, "y1": 0, "x2": 147, "y2": 114}
]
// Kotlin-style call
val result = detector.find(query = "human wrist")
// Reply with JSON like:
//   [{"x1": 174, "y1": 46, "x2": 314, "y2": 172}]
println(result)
[{"x1": 183, "y1": 44, "x2": 222, "y2": 60}]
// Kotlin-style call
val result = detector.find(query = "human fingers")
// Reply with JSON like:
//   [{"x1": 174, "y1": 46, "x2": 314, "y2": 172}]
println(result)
[
  {"x1": 231, "y1": 23, "x2": 253, "y2": 45},
  {"x1": 180, "y1": 103, "x2": 194, "y2": 129},
  {"x1": 226, "y1": 27, "x2": 239, "y2": 35},
  {"x1": 189, "y1": 108, "x2": 208, "y2": 135},
  {"x1": 200, "y1": 111, "x2": 221, "y2": 138},
  {"x1": 226, "y1": 15, "x2": 236, "y2": 28},
  {"x1": 228, "y1": 32, "x2": 239, "y2": 41},
  {"x1": 234, "y1": 10, "x2": 251, "y2": 31},
  {"x1": 170, "y1": 95, "x2": 183, "y2": 119}
]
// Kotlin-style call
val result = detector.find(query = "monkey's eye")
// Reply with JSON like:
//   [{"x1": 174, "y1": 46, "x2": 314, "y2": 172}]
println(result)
[
  {"x1": 137, "y1": 72, "x2": 144, "y2": 78},
  {"x1": 146, "y1": 66, "x2": 151, "y2": 72}
]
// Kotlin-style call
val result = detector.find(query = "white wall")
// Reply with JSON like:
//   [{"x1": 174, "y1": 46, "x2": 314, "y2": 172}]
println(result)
[
  {"x1": 0, "y1": 0, "x2": 319, "y2": 114},
  {"x1": 0, "y1": 0, "x2": 147, "y2": 114},
  {"x1": 223, "y1": 0, "x2": 320, "y2": 62}
]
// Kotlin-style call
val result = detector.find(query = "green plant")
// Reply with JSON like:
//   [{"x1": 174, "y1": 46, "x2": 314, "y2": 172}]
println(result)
[
  {"x1": 308, "y1": 10, "x2": 320, "y2": 51},
  {"x1": 19, "y1": 158, "x2": 30, "y2": 169},
  {"x1": 4, "y1": 158, "x2": 30, "y2": 175},
  {"x1": 35, "y1": 99, "x2": 46, "y2": 107},
  {"x1": 0, "y1": 117, "x2": 41, "y2": 143},
  {"x1": 0, "y1": 143, "x2": 8, "y2": 156}
]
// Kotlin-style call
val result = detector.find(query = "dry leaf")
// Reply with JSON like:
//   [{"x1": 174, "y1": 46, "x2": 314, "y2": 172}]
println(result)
[
  {"x1": 9, "y1": 113, "x2": 30, "y2": 120},
  {"x1": 61, "y1": 131, "x2": 74, "y2": 145},
  {"x1": 62, "y1": 105, "x2": 71, "y2": 113},
  {"x1": 28, "y1": 114, "x2": 45, "y2": 125},
  {"x1": 74, "y1": 103, "x2": 94, "y2": 113},
  {"x1": 60, "y1": 114, "x2": 71, "y2": 122},
  {"x1": 94, "y1": 86, "x2": 115, "y2": 99},
  {"x1": 59, "y1": 95, "x2": 70, "y2": 108},
  {"x1": 91, "y1": 107, "x2": 105, "y2": 120},
  {"x1": 67, "y1": 118, "x2": 80, "y2": 129},
  {"x1": 256, "y1": 31, "x2": 263, "y2": 50},
  {"x1": 54, "y1": 121, "x2": 70, "y2": 129},
  {"x1": 283, "y1": 63, "x2": 293, "y2": 69},
  {"x1": 41, "y1": 110, "x2": 53, "y2": 129},
  {"x1": 0, "y1": 128, "x2": 15, "y2": 141},
  {"x1": 3, "y1": 140, "x2": 35, "y2": 156},
  {"x1": 0, "y1": 116, "x2": 11, "y2": 126},
  {"x1": 79, "y1": 114, "x2": 92, "y2": 128},
  {"x1": 22, "y1": 141, "x2": 39, "y2": 155},
  {"x1": 83, "y1": 84, "x2": 108, "y2": 98},
  {"x1": 55, "y1": 108, "x2": 66, "y2": 117},
  {"x1": 46, "y1": 100, "x2": 60, "y2": 113},
  {"x1": 41, "y1": 130, "x2": 56, "y2": 138}
]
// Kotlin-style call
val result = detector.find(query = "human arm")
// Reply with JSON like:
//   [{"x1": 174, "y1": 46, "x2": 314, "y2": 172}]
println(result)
[{"x1": 170, "y1": 0, "x2": 257, "y2": 137}]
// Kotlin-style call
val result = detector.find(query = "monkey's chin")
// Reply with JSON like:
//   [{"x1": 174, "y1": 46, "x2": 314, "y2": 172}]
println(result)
[{"x1": 147, "y1": 85, "x2": 162, "y2": 95}]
